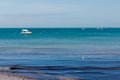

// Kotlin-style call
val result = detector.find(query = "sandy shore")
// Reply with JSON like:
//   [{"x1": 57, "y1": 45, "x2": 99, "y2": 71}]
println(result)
[
  {"x1": 0, "y1": 72, "x2": 35, "y2": 80},
  {"x1": 0, "y1": 72, "x2": 80, "y2": 80}
]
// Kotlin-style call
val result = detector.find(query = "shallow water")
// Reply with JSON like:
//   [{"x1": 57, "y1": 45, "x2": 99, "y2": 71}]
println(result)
[{"x1": 0, "y1": 28, "x2": 120, "y2": 80}]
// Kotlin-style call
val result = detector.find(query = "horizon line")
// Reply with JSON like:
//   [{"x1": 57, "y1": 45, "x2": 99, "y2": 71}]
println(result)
[{"x1": 0, "y1": 27, "x2": 120, "y2": 28}]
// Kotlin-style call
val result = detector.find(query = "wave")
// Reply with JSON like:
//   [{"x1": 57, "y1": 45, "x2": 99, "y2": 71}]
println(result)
[
  {"x1": 2, "y1": 65, "x2": 119, "y2": 71},
  {"x1": 1, "y1": 65, "x2": 120, "y2": 80},
  {"x1": 0, "y1": 67, "x2": 11, "y2": 70}
]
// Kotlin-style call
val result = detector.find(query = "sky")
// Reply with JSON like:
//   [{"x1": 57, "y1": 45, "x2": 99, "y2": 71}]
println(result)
[{"x1": 0, "y1": 0, "x2": 120, "y2": 28}]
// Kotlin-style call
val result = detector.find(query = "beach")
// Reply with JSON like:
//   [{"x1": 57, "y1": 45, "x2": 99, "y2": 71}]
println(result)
[
  {"x1": 0, "y1": 72, "x2": 34, "y2": 80},
  {"x1": 0, "y1": 71, "x2": 79, "y2": 80}
]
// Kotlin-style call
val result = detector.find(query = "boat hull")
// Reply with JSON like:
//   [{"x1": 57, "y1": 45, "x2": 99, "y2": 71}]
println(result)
[{"x1": 21, "y1": 32, "x2": 32, "y2": 34}]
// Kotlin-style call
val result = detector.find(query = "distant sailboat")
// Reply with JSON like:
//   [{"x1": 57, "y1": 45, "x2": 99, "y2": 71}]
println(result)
[{"x1": 21, "y1": 29, "x2": 32, "y2": 34}]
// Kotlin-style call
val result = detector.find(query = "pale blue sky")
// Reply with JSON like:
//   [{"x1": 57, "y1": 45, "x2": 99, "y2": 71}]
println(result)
[{"x1": 0, "y1": 0, "x2": 120, "y2": 27}]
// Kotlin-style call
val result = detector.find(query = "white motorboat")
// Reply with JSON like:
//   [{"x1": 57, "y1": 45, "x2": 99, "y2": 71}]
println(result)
[{"x1": 21, "y1": 29, "x2": 32, "y2": 34}]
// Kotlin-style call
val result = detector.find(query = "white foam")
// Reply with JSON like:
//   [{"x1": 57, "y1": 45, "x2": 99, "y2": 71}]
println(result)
[{"x1": 0, "y1": 67, "x2": 11, "y2": 70}]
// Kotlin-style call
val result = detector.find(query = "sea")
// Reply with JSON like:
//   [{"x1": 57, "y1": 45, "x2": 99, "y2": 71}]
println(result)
[{"x1": 0, "y1": 28, "x2": 120, "y2": 80}]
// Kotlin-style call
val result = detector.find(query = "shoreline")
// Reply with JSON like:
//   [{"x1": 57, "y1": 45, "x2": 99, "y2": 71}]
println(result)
[
  {"x1": 0, "y1": 71, "x2": 80, "y2": 80},
  {"x1": 0, "y1": 72, "x2": 34, "y2": 80}
]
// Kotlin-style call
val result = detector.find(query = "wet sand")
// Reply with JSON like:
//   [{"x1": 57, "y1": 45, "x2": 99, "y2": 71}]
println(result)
[
  {"x1": 0, "y1": 73, "x2": 34, "y2": 80},
  {"x1": 0, "y1": 71, "x2": 80, "y2": 80}
]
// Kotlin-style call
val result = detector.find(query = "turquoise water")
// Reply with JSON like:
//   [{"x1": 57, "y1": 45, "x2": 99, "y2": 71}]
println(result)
[{"x1": 0, "y1": 28, "x2": 120, "y2": 80}]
